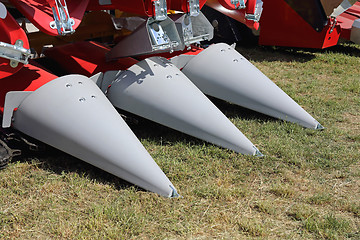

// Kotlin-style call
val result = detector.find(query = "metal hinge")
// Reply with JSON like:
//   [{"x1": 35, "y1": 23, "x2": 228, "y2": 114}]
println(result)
[
  {"x1": 231, "y1": 0, "x2": 246, "y2": 9},
  {"x1": 148, "y1": 19, "x2": 179, "y2": 52},
  {"x1": 153, "y1": 0, "x2": 167, "y2": 21},
  {"x1": 329, "y1": 17, "x2": 337, "y2": 34},
  {"x1": 179, "y1": 13, "x2": 212, "y2": 47},
  {"x1": 245, "y1": 0, "x2": 263, "y2": 22},
  {"x1": 188, "y1": 0, "x2": 200, "y2": 17},
  {"x1": 0, "y1": 40, "x2": 31, "y2": 68},
  {"x1": 150, "y1": 0, "x2": 180, "y2": 53},
  {"x1": 49, "y1": 0, "x2": 75, "y2": 35}
]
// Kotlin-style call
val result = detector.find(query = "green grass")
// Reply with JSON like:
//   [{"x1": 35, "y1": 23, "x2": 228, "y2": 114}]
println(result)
[{"x1": 1, "y1": 42, "x2": 359, "y2": 239}]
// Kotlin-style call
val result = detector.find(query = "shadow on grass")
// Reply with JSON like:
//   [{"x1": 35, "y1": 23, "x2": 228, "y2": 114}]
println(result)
[
  {"x1": 236, "y1": 45, "x2": 316, "y2": 63},
  {"x1": 309, "y1": 42, "x2": 360, "y2": 57},
  {"x1": 3, "y1": 112, "x2": 223, "y2": 194},
  {"x1": 209, "y1": 97, "x2": 276, "y2": 121},
  {"x1": 1, "y1": 127, "x2": 146, "y2": 193},
  {"x1": 2, "y1": 99, "x2": 276, "y2": 193},
  {"x1": 236, "y1": 42, "x2": 360, "y2": 64},
  {"x1": 17, "y1": 146, "x2": 143, "y2": 192}
]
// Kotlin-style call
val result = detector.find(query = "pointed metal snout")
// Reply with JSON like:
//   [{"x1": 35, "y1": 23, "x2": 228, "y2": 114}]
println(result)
[
  {"x1": 104, "y1": 57, "x2": 260, "y2": 155},
  {"x1": 2, "y1": 75, "x2": 177, "y2": 197},
  {"x1": 180, "y1": 43, "x2": 323, "y2": 129},
  {"x1": 106, "y1": 17, "x2": 183, "y2": 60}
]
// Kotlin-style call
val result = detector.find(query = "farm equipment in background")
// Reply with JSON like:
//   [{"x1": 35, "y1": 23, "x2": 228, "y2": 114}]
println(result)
[
  {"x1": 0, "y1": 0, "x2": 323, "y2": 197},
  {"x1": 204, "y1": 0, "x2": 360, "y2": 48}
]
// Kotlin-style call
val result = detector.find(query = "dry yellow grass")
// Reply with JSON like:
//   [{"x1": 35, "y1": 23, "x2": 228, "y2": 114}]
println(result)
[{"x1": 1, "y1": 42, "x2": 359, "y2": 239}]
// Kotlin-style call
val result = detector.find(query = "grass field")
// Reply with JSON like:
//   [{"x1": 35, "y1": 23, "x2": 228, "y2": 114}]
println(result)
[{"x1": 1, "y1": 42, "x2": 359, "y2": 239}]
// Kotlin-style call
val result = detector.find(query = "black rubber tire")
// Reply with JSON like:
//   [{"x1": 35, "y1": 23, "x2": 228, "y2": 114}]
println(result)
[{"x1": 0, "y1": 139, "x2": 12, "y2": 170}]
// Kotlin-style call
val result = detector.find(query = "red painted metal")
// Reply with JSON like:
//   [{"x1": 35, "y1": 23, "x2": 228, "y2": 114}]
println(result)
[
  {"x1": 337, "y1": 1, "x2": 360, "y2": 40},
  {"x1": 136, "y1": 44, "x2": 204, "y2": 61},
  {"x1": 9, "y1": 0, "x2": 89, "y2": 36},
  {"x1": 43, "y1": 40, "x2": 205, "y2": 77},
  {"x1": 218, "y1": 0, "x2": 247, "y2": 10},
  {"x1": 44, "y1": 41, "x2": 138, "y2": 77},
  {"x1": 259, "y1": 0, "x2": 341, "y2": 48},
  {"x1": 179, "y1": 45, "x2": 204, "y2": 56},
  {"x1": 87, "y1": 0, "x2": 152, "y2": 16},
  {"x1": 167, "y1": 0, "x2": 207, "y2": 13},
  {"x1": 0, "y1": 7, "x2": 30, "y2": 78},
  {"x1": 88, "y1": 0, "x2": 207, "y2": 16},
  {"x1": 206, "y1": 0, "x2": 259, "y2": 29},
  {"x1": 245, "y1": 0, "x2": 255, "y2": 14},
  {"x1": 0, "y1": 62, "x2": 57, "y2": 113},
  {"x1": 244, "y1": 0, "x2": 259, "y2": 29}
]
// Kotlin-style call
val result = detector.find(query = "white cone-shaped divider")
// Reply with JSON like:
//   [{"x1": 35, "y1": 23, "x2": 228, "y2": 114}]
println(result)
[
  {"x1": 106, "y1": 57, "x2": 261, "y2": 155},
  {"x1": 4, "y1": 75, "x2": 178, "y2": 197},
  {"x1": 181, "y1": 43, "x2": 323, "y2": 129}
]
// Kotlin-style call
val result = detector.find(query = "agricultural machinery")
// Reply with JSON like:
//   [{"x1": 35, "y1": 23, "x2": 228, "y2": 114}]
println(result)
[
  {"x1": 3, "y1": 0, "x2": 349, "y2": 197},
  {"x1": 204, "y1": 0, "x2": 360, "y2": 48}
]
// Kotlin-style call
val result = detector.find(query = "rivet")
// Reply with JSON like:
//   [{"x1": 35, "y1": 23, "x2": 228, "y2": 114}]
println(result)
[
  {"x1": 65, "y1": 83, "x2": 72, "y2": 88},
  {"x1": 10, "y1": 61, "x2": 18, "y2": 68},
  {"x1": 79, "y1": 97, "x2": 86, "y2": 102}
]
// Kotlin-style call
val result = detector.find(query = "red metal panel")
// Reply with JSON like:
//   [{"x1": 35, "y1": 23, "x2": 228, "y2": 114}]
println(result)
[
  {"x1": 244, "y1": 0, "x2": 259, "y2": 29},
  {"x1": 217, "y1": 0, "x2": 248, "y2": 10},
  {"x1": 9, "y1": 0, "x2": 89, "y2": 36},
  {"x1": 337, "y1": 13, "x2": 358, "y2": 40},
  {"x1": 337, "y1": 1, "x2": 360, "y2": 40},
  {"x1": 0, "y1": 7, "x2": 29, "y2": 78},
  {"x1": 44, "y1": 41, "x2": 138, "y2": 77},
  {"x1": 259, "y1": 0, "x2": 340, "y2": 49},
  {"x1": 167, "y1": 0, "x2": 207, "y2": 13},
  {"x1": 88, "y1": 0, "x2": 199, "y2": 17},
  {"x1": 245, "y1": 0, "x2": 255, "y2": 14},
  {"x1": 87, "y1": 0, "x2": 150, "y2": 16},
  {"x1": 205, "y1": 0, "x2": 259, "y2": 29},
  {"x1": 346, "y1": 1, "x2": 360, "y2": 15},
  {"x1": 0, "y1": 62, "x2": 57, "y2": 113}
]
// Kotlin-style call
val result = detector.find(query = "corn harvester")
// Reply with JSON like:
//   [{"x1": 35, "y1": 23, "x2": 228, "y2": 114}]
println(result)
[
  {"x1": 0, "y1": 0, "x2": 324, "y2": 197},
  {"x1": 203, "y1": 0, "x2": 360, "y2": 48}
]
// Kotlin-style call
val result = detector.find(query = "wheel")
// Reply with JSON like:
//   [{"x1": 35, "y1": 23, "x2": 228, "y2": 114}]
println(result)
[{"x1": 0, "y1": 139, "x2": 12, "y2": 170}]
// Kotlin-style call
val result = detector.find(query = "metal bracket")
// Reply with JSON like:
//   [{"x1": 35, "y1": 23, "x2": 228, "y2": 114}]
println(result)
[
  {"x1": 171, "y1": 12, "x2": 213, "y2": 48},
  {"x1": 245, "y1": 0, "x2": 263, "y2": 22},
  {"x1": 188, "y1": 0, "x2": 200, "y2": 17},
  {"x1": 0, "y1": 40, "x2": 31, "y2": 68},
  {"x1": 181, "y1": 14, "x2": 212, "y2": 46},
  {"x1": 106, "y1": 16, "x2": 182, "y2": 59},
  {"x1": 231, "y1": 0, "x2": 246, "y2": 9},
  {"x1": 2, "y1": 91, "x2": 32, "y2": 128},
  {"x1": 182, "y1": 15, "x2": 194, "y2": 44},
  {"x1": 153, "y1": 0, "x2": 167, "y2": 21},
  {"x1": 49, "y1": 0, "x2": 75, "y2": 35},
  {"x1": 245, "y1": 14, "x2": 259, "y2": 22},
  {"x1": 329, "y1": 17, "x2": 337, "y2": 34},
  {"x1": 148, "y1": 19, "x2": 179, "y2": 52}
]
